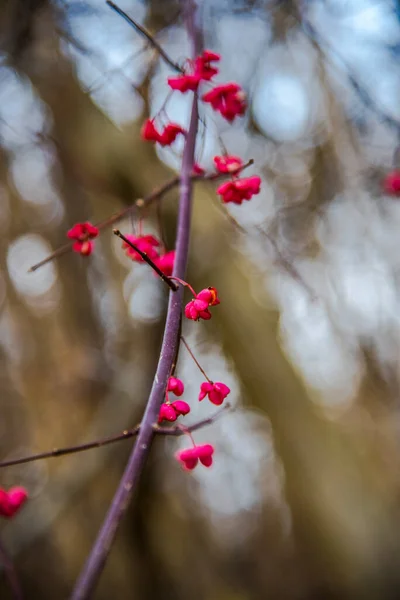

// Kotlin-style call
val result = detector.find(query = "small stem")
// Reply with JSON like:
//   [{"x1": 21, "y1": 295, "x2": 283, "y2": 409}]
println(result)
[
  {"x1": 0, "y1": 405, "x2": 230, "y2": 469},
  {"x1": 180, "y1": 335, "x2": 211, "y2": 382},
  {"x1": 113, "y1": 229, "x2": 178, "y2": 291},
  {"x1": 178, "y1": 424, "x2": 196, "y2": 446},
  {"x1": 106, "y1": 1, "x2": 184, "y2": 74},
  {"x1": 169, "y1": 276, "x2": 197, "y2": 297},
  {"x1": 0, "y1": 538, "x2": 23, "y2": 600}
]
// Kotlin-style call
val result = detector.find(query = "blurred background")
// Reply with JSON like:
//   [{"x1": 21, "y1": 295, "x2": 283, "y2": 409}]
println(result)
[{"x1": 0, "y1": 0, "x2": 400, "y2": 598}]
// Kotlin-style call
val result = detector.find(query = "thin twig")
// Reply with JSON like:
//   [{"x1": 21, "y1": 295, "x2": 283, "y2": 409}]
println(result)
[
  {"x1": 0, "y1": 427, "x2": 140, "y2": 468},
  {"x1": 28, "y1": 161, "x2": 254, "y2": 274},
  {"x1": 106, "y1": 1, "x2": 184, "y2": 73},
  {"x1": 71, "y1": 4, "x2": 202, "y2": 597},
  {"x1": 113, "y1": 229, "x2": 178, "y2": 291},
  {"x1": 28, "y1": 177, "x2": 180, "y2": 272},
  {"x1": 0, "y1": 538, "x2": 23, "y2": 600},
  {"x1": 180, "y1": 335, "x2": 211, "y2": 382},
  {"x1": 0, "y1": 406, "x2": 230, "y2": 469}
]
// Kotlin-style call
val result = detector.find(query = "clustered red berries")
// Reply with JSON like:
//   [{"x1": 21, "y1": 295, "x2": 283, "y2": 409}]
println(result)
[
  {"x1": 157, "y1": 373, "x2": 230, "y2": 472},
  {"x1": 64, "y1": 48, "x2": 257, "y2": 476},
  {"x1": 143, "y1": 50, "x2": 248, "y2": 157},
  {"x1": 67, "y1": 222, "x2": 99, "y2": 256},
  {"x1": 0, "y1": 486, "x2": 28, "y2": 518}
]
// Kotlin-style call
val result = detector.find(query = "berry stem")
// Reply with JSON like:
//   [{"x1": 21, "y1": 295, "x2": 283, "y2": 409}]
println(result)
[
  {"x1": 169, "y1": 276, "x2": 197, "y2": 297},
  {"x1": 180, "y1": 335, "x2": 212, "y2": 382}
]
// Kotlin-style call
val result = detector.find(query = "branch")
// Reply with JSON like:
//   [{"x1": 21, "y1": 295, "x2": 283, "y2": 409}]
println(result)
[
  {"x1": 71, "y1": 3, "x2": 202, "y2": 597},
  {"x1": 0, "y1": 406, "x2": 230, "y2": 469},
  {"x1": 106, "y1": 1, "x2": 184, "y2": 73},
  {"x1": 28, "y1": 161, "x2": 254, "y2": 273},
  {"x1": 0, "y1": 538, "x2": 23, "y2": 600}
]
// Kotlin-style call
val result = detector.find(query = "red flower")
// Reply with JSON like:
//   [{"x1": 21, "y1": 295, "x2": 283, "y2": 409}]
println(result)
[
  {"x1": 383, "y1": 170, "x2": 400, "y2": 195},
  {"x1": 158, "y1": 400, "x2": 190, "y2": 423},
  {"x1": 67, "y1": 222, "x2": 99, "y2": 256},
  {"x1": 168, "y1": 50, "x2": 220, "y2": 93},
  {"x1": 217, "y1": 176, "x2": 261, "y2": 204},
  {"x1": 154, "y1": 250, "x2": 175, "y2": 276},
  {"x1": 176, "y1": 444, "x2": 214, "y2": 470},
  {"x1": 184, "y1": 287, "x2": 220, "y2": 321},
  {"x1": 199, "y1": 381, "x2": 230, "y2": 405},
  {"x1": 141, "y1": 119, "x2": 186, "y2": 146},
  {"x1": 122, "y1": 234, "x2": 160, "y2": 263},
  {"x1": 0, "y1": 486, "x2": 28, "y2": 518},
  {"x1": 214, "y1": 155, "x2": 243, "y2": 174},
  {"x1": 202, "y1": 83, "x2": 246, "y2": 121},
  {"x1": 168, "y1": 376, "x2": 184, "y2": 396}
]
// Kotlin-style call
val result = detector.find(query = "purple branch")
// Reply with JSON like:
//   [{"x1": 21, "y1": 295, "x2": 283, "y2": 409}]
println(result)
[{"x1": 71, "y1": 2, "x2": 202, "y2": 598}]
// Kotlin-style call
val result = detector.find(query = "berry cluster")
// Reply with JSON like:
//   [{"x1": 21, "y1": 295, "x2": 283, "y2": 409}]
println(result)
[{"x1": 158, "y1": 374, "x2": 230, "y2": 471}]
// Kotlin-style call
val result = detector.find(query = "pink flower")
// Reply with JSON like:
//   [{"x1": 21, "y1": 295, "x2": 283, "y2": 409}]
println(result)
[
  {"x1": 202, "y1": 83, "x2": 246, "y2": 121},
  {"x1": 184, "y1": 287, "x2": 220, "y2": 321},
  {"x1": 176, "y1": 444, "x2": 214, "y2": 470},
  {"x1": 154, "y1": 250, "x2": 175, "y2": 276},
  {"x1": 0, "y1": 486, "x2": 28, "y2": 518},
  {"x1": 217, "y1": 176, "x2": 261, "y2": 204},
  {"x1": 199, "y1": 381, "x2": 230, "y2": 406},
  {"x1": 383, "y1": 170, "x2": 400, "y2": 195},
  {"x1": 214, "y1": 155, "x2": 243, "y2": 174},
  {"x1": 67, "y1": 222, "x2": 99, "y2": 256},
  {"x1": 122, "y1": 234, "x2": 160, "y2": 262},
  {"x1": 141, "y1": 119, "x2": 186, "y2": 146},
  {"x1": 168, "y1": 50, "x2": 220, "y2": 93},
  {"x1": 168, "y1": 376, "x2": 184, "y2": 396},
  {"x1": 158, "y1": 400, "x2": 190, "y2": 423}
]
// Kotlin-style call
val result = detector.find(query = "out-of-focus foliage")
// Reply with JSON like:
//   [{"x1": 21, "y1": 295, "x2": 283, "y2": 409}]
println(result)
[{"x1": 0, "y1": 0, "x2": 400, "y2": 598}]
